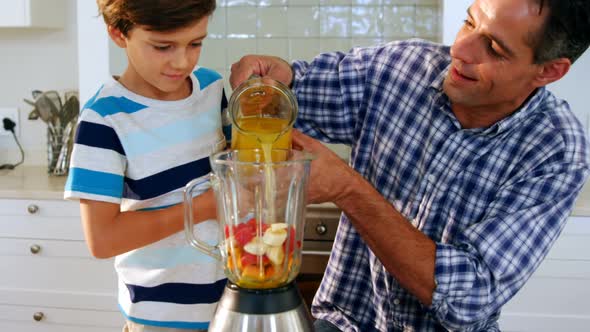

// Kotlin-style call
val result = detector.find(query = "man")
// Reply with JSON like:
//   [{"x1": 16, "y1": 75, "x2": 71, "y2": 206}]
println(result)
[{"x1": 230, "y1": 0, "x2": 590, "y2": 330}]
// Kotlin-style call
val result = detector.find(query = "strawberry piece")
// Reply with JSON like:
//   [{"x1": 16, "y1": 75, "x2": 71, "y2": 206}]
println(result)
[
  {"x1": 234, "y1": 225, "x2": 255, "y2": 247},
  {"x1": 283, "y1": 226, "x2": 300, "y2": 254},
  {"x1": 241, "y1": 252, "x2": 270, "y2": 267}
]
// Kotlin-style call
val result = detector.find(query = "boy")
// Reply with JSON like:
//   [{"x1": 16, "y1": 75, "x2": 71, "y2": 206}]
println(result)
[{"x1": 65, "y1": 1, "x2": 228, "y2": 331}]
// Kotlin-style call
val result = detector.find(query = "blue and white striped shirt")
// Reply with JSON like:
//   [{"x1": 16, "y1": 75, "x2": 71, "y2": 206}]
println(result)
[
  {"x1": 293, "y1": 39, "x2": 589, "y2": 331},
  {"x1": 65, "y1": 67, "x2": 229, "y2": 330}
]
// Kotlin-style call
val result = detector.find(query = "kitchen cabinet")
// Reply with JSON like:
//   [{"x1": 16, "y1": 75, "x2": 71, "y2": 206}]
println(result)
[
  {"x1": 0, "y1": 198, "x2": 123, "y2": 331},
  {"x1": 499, "y1": 216, "x2": 590, "y2": 331},
  {"x1": 0, "y1": 0, "x2": 66, "y2": 28}
]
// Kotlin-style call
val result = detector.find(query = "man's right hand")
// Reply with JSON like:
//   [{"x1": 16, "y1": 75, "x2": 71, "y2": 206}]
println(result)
[{"x1": 230, "y1": 55, "x2": 293, "y2": 89}]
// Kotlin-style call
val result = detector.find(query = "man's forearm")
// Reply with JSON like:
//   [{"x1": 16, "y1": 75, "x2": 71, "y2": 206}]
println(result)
[{"x1": 334, "y1": 172, "x2": 437, "y2": 305}]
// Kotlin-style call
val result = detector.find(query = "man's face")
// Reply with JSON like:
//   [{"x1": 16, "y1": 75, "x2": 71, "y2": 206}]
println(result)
[
  {"x1": 443, "y1": 0, "x2": 546, "y2": 111},
  {"x1": 121, "y1": 17, "x2": 209, "y2": 100}
]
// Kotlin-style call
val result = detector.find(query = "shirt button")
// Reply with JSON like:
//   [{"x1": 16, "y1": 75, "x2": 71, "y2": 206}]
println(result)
[
  {"x1": 393, "y1": 298, "x2": 401, "y2": 306},
  {"x1": 428, "y1": 174, "x2": 435, "y2": 182}
]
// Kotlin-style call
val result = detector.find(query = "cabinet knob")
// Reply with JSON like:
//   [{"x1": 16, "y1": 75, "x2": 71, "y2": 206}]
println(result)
[
  {"x1": 27, "y1": 204, "x2": 39, "y2": 214},
  {"x1": 30, "y1": 244, "x2": 41, "y2": 254},
  {"x1": 33, "y1": 312, "x2": 44, "y2": 321},
  {"x1": 315, "y1": 223, "x2": 327, "y2": 235}
]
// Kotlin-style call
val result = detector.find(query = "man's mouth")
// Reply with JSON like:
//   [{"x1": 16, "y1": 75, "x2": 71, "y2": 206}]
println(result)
[{"x1": 451, "y1": 66, "x2": 477, "y2": 82}]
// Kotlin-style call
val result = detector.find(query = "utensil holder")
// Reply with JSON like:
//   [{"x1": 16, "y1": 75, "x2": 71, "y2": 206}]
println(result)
[{"x1": 47, "y1": 123, "x2": 74, "y2": 176}]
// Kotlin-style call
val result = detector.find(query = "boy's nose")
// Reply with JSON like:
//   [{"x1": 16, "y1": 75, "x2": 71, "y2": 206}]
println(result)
[{"x1": 171, "y1": 50, "x2": 190, "y2": 69}]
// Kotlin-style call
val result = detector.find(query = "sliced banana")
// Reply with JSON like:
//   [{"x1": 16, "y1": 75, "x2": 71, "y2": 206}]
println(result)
[
  {"x1": 265, "y1": 245, "x2": 285, "y2": 265},
  {"x1": 243, "y1": 236, "x2": 267, "y2": 255},
  {"x1": 270, "y1": 223, "x2": 288, "y2": 232},
  {"x1": 262, "y1": 228, "x2": 288, "y2": 246}
]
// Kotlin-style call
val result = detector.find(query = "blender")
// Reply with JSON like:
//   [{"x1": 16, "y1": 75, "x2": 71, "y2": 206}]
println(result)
[{"x1": 184, "y1": 148, "x2": 314, "y2": 332}]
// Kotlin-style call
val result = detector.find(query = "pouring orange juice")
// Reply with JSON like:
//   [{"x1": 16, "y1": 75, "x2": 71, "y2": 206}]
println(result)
[
  {"x1": 227, "y1": 76, "x2": 299, "y2": 242},
  {"x1": 228, "y1": 76, "x2": 297, "y2": 163}
]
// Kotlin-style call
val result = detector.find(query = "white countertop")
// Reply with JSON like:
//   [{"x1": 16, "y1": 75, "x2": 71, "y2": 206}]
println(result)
[{"x1": 1, "y1": 166, "x2": 589, "y2": 216}]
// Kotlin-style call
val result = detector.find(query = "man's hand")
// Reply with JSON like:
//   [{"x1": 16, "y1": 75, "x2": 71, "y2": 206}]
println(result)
[
  {"x1": 291, "y1": 130, "x2": 356, "y2": 205},
  {"x1": 230, "y1": 55, "x2": 294, "y2": 89},
  {"x1": 293, "y1": 130, "x2": 436, "y2": 305}
]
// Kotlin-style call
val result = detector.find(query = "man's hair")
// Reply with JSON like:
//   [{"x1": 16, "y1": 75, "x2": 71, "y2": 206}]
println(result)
[
  {"x1": 96, "y1": 0, "x2": 216, "y2": 36},
  {"x1": 531, "y1": 0, "x2": 590, "y2": 64}
]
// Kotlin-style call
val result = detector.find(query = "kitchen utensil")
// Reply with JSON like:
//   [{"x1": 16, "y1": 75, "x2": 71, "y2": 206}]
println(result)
[
  {"x1": 53, "y1": 121, "x2": 74, "y2": 175},
  {"x1": 60, "y1": 95, "x2": 80, "y2": 126},
  {"x1": 32, "y1": 90, "x2": 43, "y2": 99},
  {"x1": 24, "y1": 98, "x2": 40, "y2": 120},
  {"x1": 43, "y1": 91, "x2": 63, "y2": 127}
]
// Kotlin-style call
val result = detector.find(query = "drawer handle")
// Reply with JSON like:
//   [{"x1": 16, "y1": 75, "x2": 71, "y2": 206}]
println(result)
[
  {"x1": 30, "y1": 244, "x2": 42, "y2": 254},
  {"x1": 33, "y1": 312, "x2": 44, "y2": 321},
  {"x1": 315, "y1": 223, "x2": 327, "y2": 235},
  {"x1": 27, "y1": 204, "x2": 39, "y2": 214}
]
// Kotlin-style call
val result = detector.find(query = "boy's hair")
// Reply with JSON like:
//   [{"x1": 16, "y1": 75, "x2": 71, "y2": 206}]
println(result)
[
  {"x1": 96, "y1": 0, "x2": 216, "y2": 36},
  {"x1": 531, "y1": 0, "x2": 590, "y2": 64}
]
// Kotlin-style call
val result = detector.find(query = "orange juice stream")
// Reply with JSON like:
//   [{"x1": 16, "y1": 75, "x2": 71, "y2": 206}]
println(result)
[{"x1": 231, "y1": 117, "x2": 291, "y2": 283}]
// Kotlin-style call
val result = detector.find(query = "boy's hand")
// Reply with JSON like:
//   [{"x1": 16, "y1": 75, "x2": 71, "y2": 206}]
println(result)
[{"x1": 230, "y1": 55, "x2": 293, "y2": 89}]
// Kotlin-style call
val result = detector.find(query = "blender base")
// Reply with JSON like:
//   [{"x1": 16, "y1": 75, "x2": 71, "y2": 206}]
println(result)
[{"x1": 208, "y1": 281, "x2": 313, "y2": 332}]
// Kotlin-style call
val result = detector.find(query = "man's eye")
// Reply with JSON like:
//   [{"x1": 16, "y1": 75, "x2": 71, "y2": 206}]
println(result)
[
  {"x1": 487, "y1": 43, "x2": 503, "y2": 58},
  {"x1": 463, "y1": 19, "x2": 474, "y2": 28},
  {"x1": 154, "y1": 45, "x2": 171, "y2": 51},
  {"x1": 191, "y1": 42, "x2": 203, "y2": 48}
]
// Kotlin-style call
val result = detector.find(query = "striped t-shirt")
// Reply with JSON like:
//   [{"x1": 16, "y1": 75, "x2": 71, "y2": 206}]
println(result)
[{"x1": 64, "y1": 67, "x2": 229, "y2": 330}]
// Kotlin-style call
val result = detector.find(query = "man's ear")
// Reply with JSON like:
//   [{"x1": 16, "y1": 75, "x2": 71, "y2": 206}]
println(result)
[
  {"x1": 533, "y1": 58, "x2": 571, "y2": 87},
  {"x1": 108, "y1": 25, "x2": 127, "y2": 48}
]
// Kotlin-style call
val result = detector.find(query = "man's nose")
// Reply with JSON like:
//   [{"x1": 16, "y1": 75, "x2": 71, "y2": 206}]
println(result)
[{"x1": 450, "y1": 32, "x2": 481, "y2": 64}]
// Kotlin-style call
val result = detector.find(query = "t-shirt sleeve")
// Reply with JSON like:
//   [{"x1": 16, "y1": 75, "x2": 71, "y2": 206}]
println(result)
[{"x1": 64, "y1": 106, "x2": 126, "y2": 204}]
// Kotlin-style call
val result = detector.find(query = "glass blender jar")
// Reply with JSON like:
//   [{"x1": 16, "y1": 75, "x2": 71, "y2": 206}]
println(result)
[{"x1": 184, "y1": 149, "x2": 314, "y2": 331}]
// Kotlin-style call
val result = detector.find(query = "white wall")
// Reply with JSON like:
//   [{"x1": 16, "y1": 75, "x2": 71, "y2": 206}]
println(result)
[
  {"x1": 0, "y1": 0, "x2": 79, "y2": 166},
  {"x1": 442, "y1": 0, "x2": 590, "y2": 131}
]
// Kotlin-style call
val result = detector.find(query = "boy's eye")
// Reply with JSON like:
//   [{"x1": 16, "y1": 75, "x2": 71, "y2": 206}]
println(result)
[
  {"x1": 191, "y1": 42, "x2": 203, "y2": 48},
  {"x1": 463, "y1": 19, "x2": 474, "y2": 28},
  {"x1": 154, "y1": 45, "x2": 171, "y2": 51}
]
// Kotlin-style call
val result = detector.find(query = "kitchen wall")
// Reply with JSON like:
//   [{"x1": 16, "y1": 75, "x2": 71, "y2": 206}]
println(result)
[
  {"x1": 0, "y1": 0, "x2": 78, "y2": 166},
  {"x1": 109, "y1": 0, "x2": 442, "y2": 86}
]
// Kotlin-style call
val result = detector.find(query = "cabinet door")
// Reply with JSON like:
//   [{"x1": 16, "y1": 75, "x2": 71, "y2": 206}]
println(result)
[
  {"x1": 0, "y1": 0, "x2": 27, "y2": 27},
  {"x1": 0, "y1": 304, "x2": 123, "y2": 332},
  {"x1": 499, "y1": 216, "x2": 590, "y2": 331},
  {"x1": 0, "y1": 238, "x2": 117, "y2": 304},
  {"x1": 0, "y1": 0, "x2": 66, "y2": 28},
  {"x1": 0, "y1": 199, "x2": 83, "y2": 240}
]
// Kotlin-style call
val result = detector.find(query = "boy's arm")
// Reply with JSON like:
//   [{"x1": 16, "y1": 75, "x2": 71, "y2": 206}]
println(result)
[{"x1": 80, "y1": 189, "x2": 216, "y2": 258}]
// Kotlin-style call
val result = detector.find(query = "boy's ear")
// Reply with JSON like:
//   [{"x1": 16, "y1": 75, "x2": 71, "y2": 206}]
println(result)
[
  {"x1": 533, "y1": 57, "x2": 571, "y2": 87},
  {"x1": 108, "y1": 25, "x2": 127, "y2": 48}
]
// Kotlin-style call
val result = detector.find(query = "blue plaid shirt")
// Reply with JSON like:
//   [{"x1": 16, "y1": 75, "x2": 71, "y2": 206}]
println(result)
[{"x1": 292, "y1": 39, "x2": 589, "y2": 331}]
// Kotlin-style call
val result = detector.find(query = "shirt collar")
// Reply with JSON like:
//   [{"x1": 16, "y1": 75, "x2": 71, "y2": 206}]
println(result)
[{"x1": 430, "y1": 64, "x2": 547, "y2": 136}]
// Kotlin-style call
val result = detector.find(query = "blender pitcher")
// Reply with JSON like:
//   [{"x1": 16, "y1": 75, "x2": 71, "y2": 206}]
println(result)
[{"x1": 184, "y1": 149, "x2": 312, "y2": 289}]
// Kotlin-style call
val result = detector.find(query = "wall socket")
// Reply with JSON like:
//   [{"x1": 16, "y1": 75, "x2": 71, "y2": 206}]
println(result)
[{"x1": 0, "y1": 107, "x2": 20, "y2": 138}]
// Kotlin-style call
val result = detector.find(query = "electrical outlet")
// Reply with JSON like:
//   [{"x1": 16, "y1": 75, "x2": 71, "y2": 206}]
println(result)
[{"x1": 0, "y1": 107, "x2": 20, "y2": 138}]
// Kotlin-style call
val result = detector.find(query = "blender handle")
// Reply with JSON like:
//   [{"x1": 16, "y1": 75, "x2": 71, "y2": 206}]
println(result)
[{"x1": 184, "y1": 178, "x2": 222, "y2": 261}]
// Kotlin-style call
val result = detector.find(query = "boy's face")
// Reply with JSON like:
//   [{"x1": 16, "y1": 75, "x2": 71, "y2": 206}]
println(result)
[{"x1": 110, "y1": 17, "x2": 209, "y2": 100}]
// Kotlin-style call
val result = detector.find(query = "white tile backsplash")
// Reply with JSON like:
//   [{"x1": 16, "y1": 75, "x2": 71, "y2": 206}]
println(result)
[
  {"x1": 287, "y1": 6, "x2": 321, "y2": 37},
  {"x1": 258, "y1": 6, "x2": 289, "y2": 37},
  {"x1": 204, "y1": 0, "x2": 440, "y2": 71}
]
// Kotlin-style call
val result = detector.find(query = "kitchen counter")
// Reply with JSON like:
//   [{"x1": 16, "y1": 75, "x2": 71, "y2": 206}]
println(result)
[
  {"x1": 0, "y1": 166, "x2": 68, "y2": 200},
  {"x1": 1, "y1": 166, "x2": 589, "y2": 216}
]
